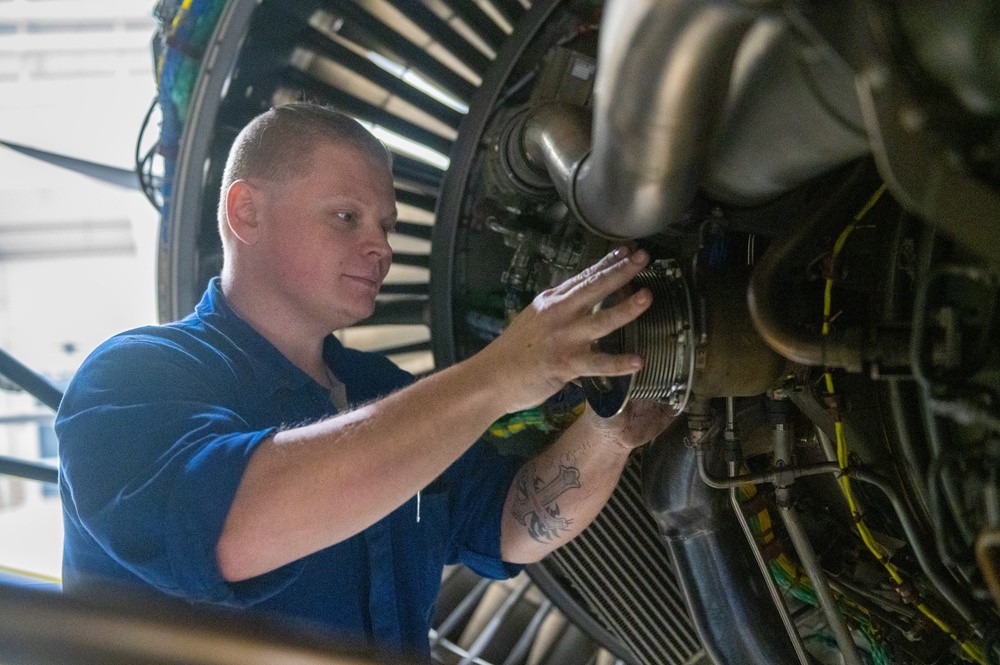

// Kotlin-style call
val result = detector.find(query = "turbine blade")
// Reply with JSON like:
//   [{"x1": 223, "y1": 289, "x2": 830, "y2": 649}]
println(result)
[{"x1": 0, "y1": 139, "x2": 141, "y2": 191}]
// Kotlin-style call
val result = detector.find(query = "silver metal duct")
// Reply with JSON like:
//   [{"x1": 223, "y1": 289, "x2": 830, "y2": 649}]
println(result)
[
  {"x1": 642, "y1": 411, "x2": 802, "y2": 665},
  {"x1": 575, "y1": 0, "x2": 760, "y2": 238},
  {"x1": 516, "y1": 0, "x2": 871, "y2": 239}
]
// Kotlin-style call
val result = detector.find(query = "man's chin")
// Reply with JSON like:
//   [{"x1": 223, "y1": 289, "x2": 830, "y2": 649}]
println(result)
[
  {"x1": 347, "y1": 300, "x2": 378, "y2": 326},
  {"x1": 325, "y1": 300, "x2": 378, "y2": 333}
]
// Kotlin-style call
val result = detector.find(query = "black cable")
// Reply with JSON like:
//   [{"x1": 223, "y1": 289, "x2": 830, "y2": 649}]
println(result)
[
  {"x1": 135, "y1": 95, "x2": 161, "y2": 211},
  {"x1": 140, "y1": 142, "x2": 160, "y2": 209}
]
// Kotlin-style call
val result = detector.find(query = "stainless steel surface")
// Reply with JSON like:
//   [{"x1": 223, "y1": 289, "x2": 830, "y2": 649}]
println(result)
[
  {"x1": 777, "y1": 502, "x2": 865, "y2": 665},
  {"x1": 574, "y1": 0, "x2": 760, "y2": 238}
]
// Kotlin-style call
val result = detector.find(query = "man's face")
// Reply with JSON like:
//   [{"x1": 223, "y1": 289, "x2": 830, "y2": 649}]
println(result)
[{"x1": 252, "y1": 140, "x2": 397, "y2": 332}]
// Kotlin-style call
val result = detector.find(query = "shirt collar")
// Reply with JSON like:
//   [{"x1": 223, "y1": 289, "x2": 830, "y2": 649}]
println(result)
[{"x1": 195, "y1": 277, "x2": 332, "y2": 395}]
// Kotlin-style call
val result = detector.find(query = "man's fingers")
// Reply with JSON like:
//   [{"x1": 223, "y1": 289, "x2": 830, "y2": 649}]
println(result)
[
  {"x1": 551, "y1": 246, "x2": 631, "y2": 295},
  {"x1": 500, "y1": 246, "x2": 656, "y2": 404},
  {"x1": 571, "y1": 291, "x2": 649, "y2": 379},
  {"x1": 554, "y1": 247, "x2": 649, "y2": 305},
  {"x1": 568, "y1": 249, "x2": 649, "y2": 305},
  {"x1": 582, "y1": 350, "x2": 644, "y2": 378},
  {"x1": 585, "y1": 288, "x2": 651, "y2": 340}
]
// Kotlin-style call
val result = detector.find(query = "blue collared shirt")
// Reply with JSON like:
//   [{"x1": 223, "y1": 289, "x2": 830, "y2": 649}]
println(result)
[{"x1": 56, "y1": 278, "x2": 523, "y2": 655}]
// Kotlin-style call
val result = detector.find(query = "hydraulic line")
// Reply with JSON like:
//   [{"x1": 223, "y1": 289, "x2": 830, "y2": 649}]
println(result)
[
  {"x1": 697, "y1": 443, "x2": 985, "y2": 647},
  {"x1": 778, "y1": 499, "x2": 865, "y2": 665},
  {"x1": 701, "y1": 186, "x2": 990, "y2": 661},
  {"x1": 768, "y1": 402, "x2": 866, "y2": 665},
  {"x1": 723, "y1": 398, "x2": 812, "y2": 665},
  {"x1": 697, "y1": 452, "x2": 840, "y2": 489}
]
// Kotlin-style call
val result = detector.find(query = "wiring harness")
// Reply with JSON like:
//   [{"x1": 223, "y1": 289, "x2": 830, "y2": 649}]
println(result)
[{"x1": 149, "y1": 0, "x2": 227, "y2": 218}]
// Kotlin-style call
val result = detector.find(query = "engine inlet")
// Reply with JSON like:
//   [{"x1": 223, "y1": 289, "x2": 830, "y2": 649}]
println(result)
[{"x1": 583, "y1": 260, "x2": 695, "y2": 417}]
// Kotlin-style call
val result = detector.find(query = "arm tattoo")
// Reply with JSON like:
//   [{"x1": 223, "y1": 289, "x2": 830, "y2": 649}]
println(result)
[{"x1": 509, "y1": 463, "x2": 581, "y2": 543}]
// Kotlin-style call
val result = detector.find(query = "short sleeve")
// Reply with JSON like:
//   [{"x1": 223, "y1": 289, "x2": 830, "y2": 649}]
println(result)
[
  {"x1": 56, "y1": 334, "x2": 303, "y2": 605},
  {"x1": 440, "y1": 440, "x2": 525, "y2": 580}
]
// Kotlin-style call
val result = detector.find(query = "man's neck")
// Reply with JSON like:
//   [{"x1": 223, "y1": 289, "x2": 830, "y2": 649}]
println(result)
[{"x1": 221, "y1": 273, "x2": 333, "y2": 388}]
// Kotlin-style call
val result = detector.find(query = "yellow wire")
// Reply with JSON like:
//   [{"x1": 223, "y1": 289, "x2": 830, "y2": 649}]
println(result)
[
  {"x1": 822, "y1": 186, "x2": 986, "y2": 664},
  {"x1": 170, "y1": 0, "x2": 195, "y2": 34},
  {"x1": 0, "y1": 564, "x2": 61, "y2": 584},
  {"x1": 155, "y1": 0, "x2": 196, "y2": 85},
  {"x1": 822, "y1": 184, "x2": 886, "y2": 335}
]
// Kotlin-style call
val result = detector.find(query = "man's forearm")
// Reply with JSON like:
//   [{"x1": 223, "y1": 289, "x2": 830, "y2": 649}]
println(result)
[
  {"x1": 499, "y1": 409, "x2": 633, "y2": 564},
  {"x1": 218, "y1": 351, "x2": 514, "y2": 582}
]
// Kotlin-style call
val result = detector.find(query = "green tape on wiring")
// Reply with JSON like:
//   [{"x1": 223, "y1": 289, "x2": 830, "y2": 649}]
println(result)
[{"x1": 488, "y1": 409, "x2": 551, "y2": 438}]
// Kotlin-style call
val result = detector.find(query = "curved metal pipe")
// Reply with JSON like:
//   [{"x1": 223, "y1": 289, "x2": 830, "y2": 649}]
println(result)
[
  {"x1": 577, "y1": 0, "x2": 761, "y2": 238},
  {"x1": 643, "y1": 419, "x2": 801, "y2": 665},
  {"x1": 746, "y1": 204, "x2": 867, "y2": 370},
  {"x1": 744, "y1": 163, "x2": 914, "y2": 371},
  {"x1": 517, "y1": 0, "x2": 762, "y2": 239},
  {"x1": 511, "y1": 1, "x2": 875, "y2": 241},
  {"x1": 698, "y1": 449, "x2": 841, "y2": 489},
  {"x1": 521, "y1": 103, "x2": 591, "y2": 207}
]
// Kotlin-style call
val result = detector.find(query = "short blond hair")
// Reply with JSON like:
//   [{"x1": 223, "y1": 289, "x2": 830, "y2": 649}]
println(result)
[{"x1": 216, "y1": 103, "x2": 392, "y2": 242}]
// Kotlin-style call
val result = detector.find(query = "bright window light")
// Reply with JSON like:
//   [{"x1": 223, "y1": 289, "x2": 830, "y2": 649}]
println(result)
[
  {"x1": 366, "y1": 51, "x2": 469, "y2": 114},
  {"x1": 362, "y1": 121, "x2": 451, "y2": 170}
]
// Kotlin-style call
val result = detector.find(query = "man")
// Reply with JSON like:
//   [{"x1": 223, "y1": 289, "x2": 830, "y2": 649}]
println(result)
[{"x1": 56, "y1": 103, "x2": 673, "y2": 657}]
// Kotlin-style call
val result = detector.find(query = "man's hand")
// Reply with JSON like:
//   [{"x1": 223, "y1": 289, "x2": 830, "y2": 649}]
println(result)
[
  {"x1": 498, "y1": 397, "x2": 676, "y2": 564},
  {"x1": 481, "y1": 246, "x2": 653, "y2": 414},
  {"x1": 579, "y1": 398, "x2": 678, "y2": 452}
]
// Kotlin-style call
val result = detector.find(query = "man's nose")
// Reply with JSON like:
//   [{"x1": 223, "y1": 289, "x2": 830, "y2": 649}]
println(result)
[{"x1": 365, "y1": 226, "x2": 392, "y2": 261}]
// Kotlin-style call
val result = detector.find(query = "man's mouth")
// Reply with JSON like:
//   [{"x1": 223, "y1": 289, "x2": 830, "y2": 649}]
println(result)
[{"x1": 346, "y1": 274, "x2": 381, "y2": 289}]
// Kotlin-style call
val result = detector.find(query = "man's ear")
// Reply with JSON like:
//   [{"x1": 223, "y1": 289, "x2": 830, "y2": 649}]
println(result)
[{"x1": 225, "y1": 180, "x2": 260, "y2": 246}]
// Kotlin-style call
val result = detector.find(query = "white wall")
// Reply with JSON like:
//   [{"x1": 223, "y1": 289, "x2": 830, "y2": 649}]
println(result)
[{"x1": 0, "y1": 0, "x2": 159, "y2": 580}]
